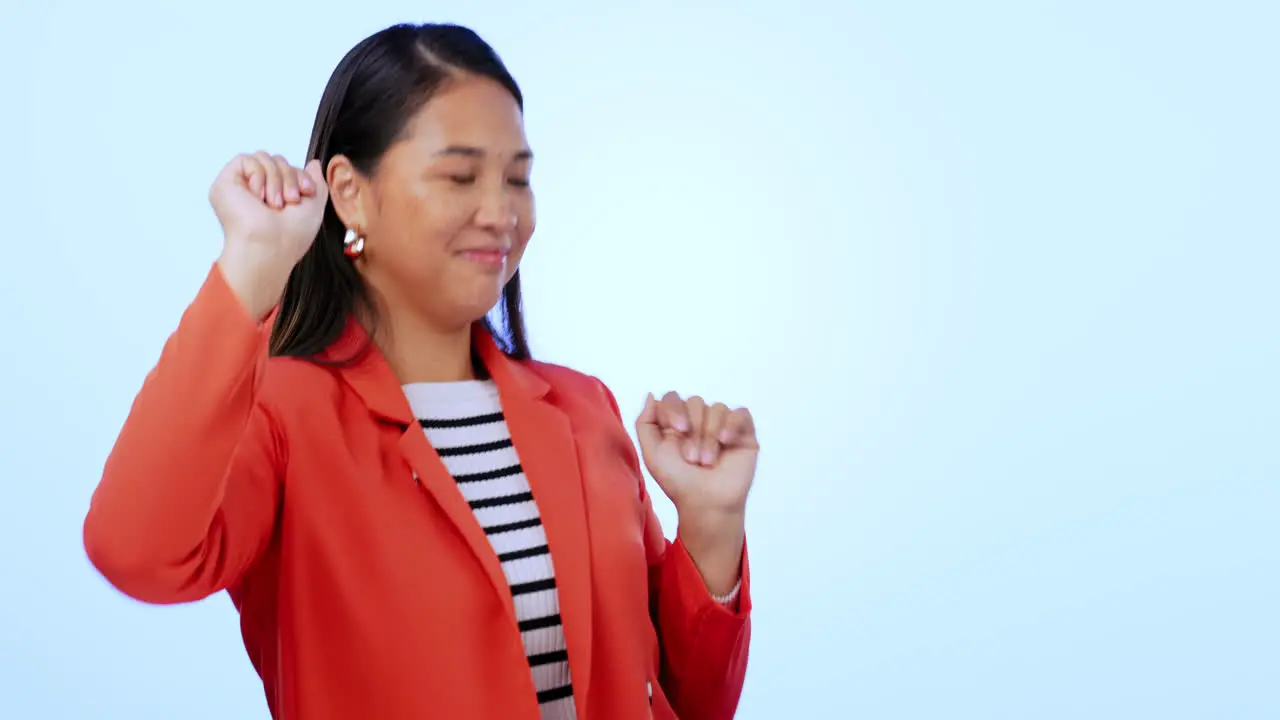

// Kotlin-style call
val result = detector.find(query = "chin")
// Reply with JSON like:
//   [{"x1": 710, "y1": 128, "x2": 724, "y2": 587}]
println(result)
[{"x1": 454, "y1": 287, "x2": 506, "y2": 323}]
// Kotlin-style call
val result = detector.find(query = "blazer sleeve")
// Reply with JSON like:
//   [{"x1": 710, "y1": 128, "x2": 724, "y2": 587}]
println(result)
[
  {"x1": 83, "y1": 263, "x2": 284, "y2": 605},
  {"x1": 595, "y1": 380, "x2": 752, "y2": 720}
]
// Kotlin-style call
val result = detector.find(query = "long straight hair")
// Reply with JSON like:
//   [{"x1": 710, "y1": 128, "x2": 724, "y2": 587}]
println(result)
[{"x1": 269, "y1": 23, "x2": 531, "y2": 363}]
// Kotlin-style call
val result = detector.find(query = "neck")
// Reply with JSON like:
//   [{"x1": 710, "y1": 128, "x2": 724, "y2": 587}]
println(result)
[{"x1": 375, "y1": 311, "x2": 477, "y2": 384}]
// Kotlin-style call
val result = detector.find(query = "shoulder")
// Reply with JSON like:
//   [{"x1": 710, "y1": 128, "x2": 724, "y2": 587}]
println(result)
[
  {"x1": 525, "y1": 359, "x2": 604, "y2": 393},
  {"x1": 520, "y1": 359, "x2": 640, "y2": 467},
  {"x1": 521, "y1": 359, "x2": 623, "y2": 418},
  {"x1": 254, "y1": 354, "x2": 345, "y2": 414}
]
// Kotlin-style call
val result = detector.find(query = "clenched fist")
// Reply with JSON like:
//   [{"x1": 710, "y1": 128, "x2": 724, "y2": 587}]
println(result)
[
  {"x1": 210, "y1": 152, "x2": 329, "y2": 320},
  {"x1": 635, "y1": 392, "x2": 758, "y2": 518}
]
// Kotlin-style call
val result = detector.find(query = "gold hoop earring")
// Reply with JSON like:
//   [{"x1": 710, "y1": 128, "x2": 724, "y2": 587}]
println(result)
[{"x1": 343, "y1": 228, "x2": 365, "y2": 259}]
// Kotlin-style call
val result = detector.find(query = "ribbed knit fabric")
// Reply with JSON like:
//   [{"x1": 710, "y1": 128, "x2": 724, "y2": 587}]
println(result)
[{"x1": 403, "y1": 380, "x2": 576, "y2": 720}]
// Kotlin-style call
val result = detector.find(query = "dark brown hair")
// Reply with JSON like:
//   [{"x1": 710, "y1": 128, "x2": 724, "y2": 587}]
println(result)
[{"x1": 269, "y1": 23, "x2": 530, "y2": 362}]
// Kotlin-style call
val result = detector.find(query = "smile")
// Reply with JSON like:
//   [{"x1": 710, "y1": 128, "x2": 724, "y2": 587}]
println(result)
[{"x1": 458, "y1": 249, "x2": 507, "y2": 269}]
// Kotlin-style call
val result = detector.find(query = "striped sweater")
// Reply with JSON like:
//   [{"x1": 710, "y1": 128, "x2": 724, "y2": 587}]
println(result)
[
  {"x1": 403, "y1": 379, "x2": 576, "y2": 720},
  {"x1": 403, "y1": 378, "x2": 742, "y2": 717}
]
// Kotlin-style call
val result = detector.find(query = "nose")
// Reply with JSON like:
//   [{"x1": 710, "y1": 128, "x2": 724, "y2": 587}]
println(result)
[{"x1": 474, "y1": 182, "x2": 517, "y2": 233}]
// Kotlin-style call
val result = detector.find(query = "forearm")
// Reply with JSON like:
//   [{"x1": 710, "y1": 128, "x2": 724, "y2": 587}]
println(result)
[
  {"x1": 217, "y1": 242, "x2": 293, "y2": 322},
  {"x1": 84, "y1": 264, "x2": 275, "y2": 601}
]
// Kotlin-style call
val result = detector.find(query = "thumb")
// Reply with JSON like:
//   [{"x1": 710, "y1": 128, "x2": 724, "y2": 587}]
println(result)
[
  {"x1": 634, "y1": 393, "x2": 663, "y2": 459},
  {"x1": 303, "y1": 159, "x2": 329, "y2": 202},
  {"x1": 210, "y1": 154, "x2": 256, "y2": 206}
]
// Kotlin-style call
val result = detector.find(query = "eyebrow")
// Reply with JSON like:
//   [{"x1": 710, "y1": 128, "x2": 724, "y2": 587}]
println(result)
[{"x1": 434, "y1": 145, "x2": 533, "y2": 161}]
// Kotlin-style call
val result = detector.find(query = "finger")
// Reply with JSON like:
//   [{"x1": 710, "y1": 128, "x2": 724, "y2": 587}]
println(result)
[
  {"x1": 234, "y1": 154, "x2": 268, "y2": 203},
  {"x1": 658, "y1": 391, "x2": 689, "y2": 434},
  {"x1": 254, "y1": 151, "x2": 283, "y2": 208},
  {"x1": 700, "y1": 402, "x2": 730, "y2": 465},
  {"x1": 719, "y1": 407, "x2": 758, "y2": 448},
  {"x1": 683, "y1": 395, "x2": 706, "y2": 464},
  {"x1": 273, "y1": 155, "x2": 302, "y2": 204}
]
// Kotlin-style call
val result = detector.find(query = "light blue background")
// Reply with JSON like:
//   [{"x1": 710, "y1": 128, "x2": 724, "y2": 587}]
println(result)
[{"x1": 1, "y1": 1, "x2": 1276, "y2": 717}]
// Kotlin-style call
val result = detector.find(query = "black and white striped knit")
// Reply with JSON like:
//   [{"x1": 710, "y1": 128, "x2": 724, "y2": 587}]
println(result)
[{"x1": 403, "y1": 379, "x2": 576, "y2": 720}]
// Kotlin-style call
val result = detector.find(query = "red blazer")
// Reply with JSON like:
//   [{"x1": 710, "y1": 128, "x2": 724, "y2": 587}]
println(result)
[{"x1": 83, "y1": 265, "x2": 751, "y2": 720}]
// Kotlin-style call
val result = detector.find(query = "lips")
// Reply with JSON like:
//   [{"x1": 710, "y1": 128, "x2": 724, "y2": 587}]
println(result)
[{"x1": 458, "y1": 247, "x2": 508, "y2": 269}]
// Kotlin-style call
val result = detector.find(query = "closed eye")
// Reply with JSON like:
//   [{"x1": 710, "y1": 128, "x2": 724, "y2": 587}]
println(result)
[{"x1": 449, "y1": 174, "x2": 477, "y2": 185}]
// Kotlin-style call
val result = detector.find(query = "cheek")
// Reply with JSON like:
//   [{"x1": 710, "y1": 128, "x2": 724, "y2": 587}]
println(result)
[
  {"x1": 378, "y1": 188, "x2": 469, "y2": 264},
  {"x1": 417, "y1": 188, "x2": 475, "y2": 248},
  {"x1": 522, "y1": 192, "x2": 536, "y2": 234},
  {"x1": 515, "y1": 193, "x2": 536, "y2": 252},
  {"x1": 506, "y1": 203, "x2": 536, "y2": 279}
]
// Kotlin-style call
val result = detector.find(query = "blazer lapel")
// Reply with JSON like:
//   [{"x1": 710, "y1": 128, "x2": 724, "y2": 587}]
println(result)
[
  {"x1": 478, "y1": 330, "x2": 595, "y2": 716},
  {"x1": 398, "y1": 425, "x2": 516, "y2": 621},
  {"x1": 329, "y1": 320, "x2": 517, "y2": 623},
  {"x1": 331, "y1": 320, "x2": 597, "y2": 710}
]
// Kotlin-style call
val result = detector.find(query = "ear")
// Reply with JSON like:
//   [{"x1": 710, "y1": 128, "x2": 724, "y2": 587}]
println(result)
[{"x1": 326, "y1": 155, "x2": 370, "y2": 233}]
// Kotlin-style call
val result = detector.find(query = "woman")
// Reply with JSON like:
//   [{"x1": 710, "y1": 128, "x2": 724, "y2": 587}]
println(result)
[{"x1": 83, "y1": 22, "x2": 756, "y2": 720}]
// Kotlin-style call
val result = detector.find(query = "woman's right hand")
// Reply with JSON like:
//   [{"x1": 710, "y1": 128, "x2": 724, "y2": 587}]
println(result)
[{"x1": 209, "y1": 152, "x2": 329, "y2": 321}]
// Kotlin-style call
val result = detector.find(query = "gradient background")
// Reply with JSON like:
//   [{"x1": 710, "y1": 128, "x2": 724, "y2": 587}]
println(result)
[{"x1": 1, "y1": 1, "x2": 1277, "y2": 717}]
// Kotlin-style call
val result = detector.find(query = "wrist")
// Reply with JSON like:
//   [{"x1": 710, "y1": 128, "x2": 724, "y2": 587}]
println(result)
[
  {"x1": 216, "y1": 244, "x2": 291, "y2": 322},
  {"x1": 677, "y1": 510, "x2": 745, "y2": 597},
  {"x1": 677, "y1": 506, "x2": 745, "y2": 545}
]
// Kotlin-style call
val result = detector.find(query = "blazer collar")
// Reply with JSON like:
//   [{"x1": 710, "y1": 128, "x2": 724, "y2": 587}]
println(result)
[{"x1": 322, "y1": 318, "x2": 549, "y2": 426}]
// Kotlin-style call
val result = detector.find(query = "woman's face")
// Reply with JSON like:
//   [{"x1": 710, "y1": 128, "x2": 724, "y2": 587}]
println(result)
[{"x1": 331, "y1": 74, "x2": 535, "y2": 331}]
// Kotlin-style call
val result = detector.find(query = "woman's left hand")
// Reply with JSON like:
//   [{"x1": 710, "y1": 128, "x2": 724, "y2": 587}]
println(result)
[{"x1": 635, "y1": 392, "x2": 758, "y2": 520}]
